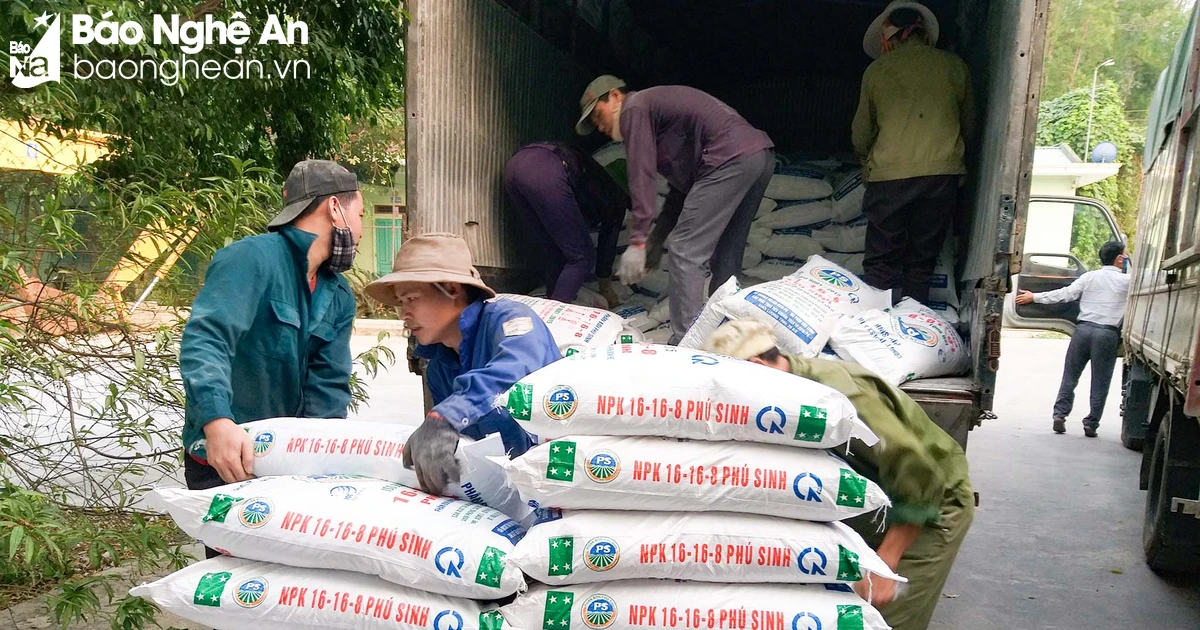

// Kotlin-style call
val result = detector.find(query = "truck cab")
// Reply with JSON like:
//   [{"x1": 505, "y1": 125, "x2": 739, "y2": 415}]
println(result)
[{"x1": 1003, "y1": 195, "x2": 1124, "y2": 336}]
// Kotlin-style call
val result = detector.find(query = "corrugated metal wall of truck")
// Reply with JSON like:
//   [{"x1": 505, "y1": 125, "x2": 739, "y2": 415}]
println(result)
[{"x1": 406, "y1": 0, "x2": 589, "y2": 276}]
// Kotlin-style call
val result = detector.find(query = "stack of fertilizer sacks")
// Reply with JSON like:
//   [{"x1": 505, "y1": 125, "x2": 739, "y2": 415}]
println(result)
[
  {"x1": 581, "y1": 145, "x2": 969, "y2": 388},
  {"x1": 129, "y1": 420, "x2": 532, "y2": 630},
  {"x1": 493, "y1": 344, "x2": 901, "y2": 630}
]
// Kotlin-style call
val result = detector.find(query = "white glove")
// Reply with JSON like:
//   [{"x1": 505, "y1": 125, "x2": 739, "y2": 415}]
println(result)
[{"x1": 618, "y1": 246, "x2": 648, "y2": 286}]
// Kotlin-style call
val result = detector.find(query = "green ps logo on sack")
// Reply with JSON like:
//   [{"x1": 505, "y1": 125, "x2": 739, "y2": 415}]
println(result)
[{"x1": 542, "y1": 590, "x2": 575, "y2": 630}]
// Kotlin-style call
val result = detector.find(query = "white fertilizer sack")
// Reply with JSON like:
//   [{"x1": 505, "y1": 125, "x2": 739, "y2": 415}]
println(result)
[
  {"x1": 746, "y1": 225, "x2": 773, "y2": 252},
  {"x1": 501, "y1": 580, "x2": 888, "y2": 630},
  {"x1": 643, "y1": 326, "x2": 673, "y2": 344},
  {"x1": 715, "y1": 256, "x2": 891, "y2": 357},
  {"x1": 677, "y1": 277, "x2": 740, "y2": 349},
  {"x1": 131, "y1": 556, "x2": 509, "y2": 630},
  {"x1": 497, "y1": 343, "x2": 872, "y2": 449},
  {"x1": 574, "y1": 286, "x2": 611, "y2": 310},
  {"x1": 511, "y1": 510, "x2": 904, "y2": 585},
  {"x1": 830, "y1": 298, "x2": 969, "y2": 386},
  {"x1": 500, "y1": 436, "x2": 889, "y2": 521},
  {"x1": 649, "y1": 299, "x2": 671, "y2": 324},
  {"x1": 231, "y1": 418, "x2": 527, "y2": 519},
  {"x1": 924, "y1": 301, "x2": 960, "y2": 327},
  {"x1": 760, "y1": 233, "x2": 825, "y2": 260},
  {"x1": 929, "y1": 242, "x2": 960, "y2": 308},
  {"x1": 149, "y1": 476, "x2": 526, "y2": 598},
  {"x1": 831, "y1": 172, "x2": 866, "y2": 222},
  {"x1": 755, "y1": 197, "x2": 778, "y2": 220},
  {"x1": 613, "y1": 305, "x2": 659, "y2": 333},
  {"x1": 498, "y1": 295, "x2": 625, "y2": 353},
  {"x1": 811, "y1": 224, "x2": 867, "y2": 254},
  {"x1": 765, "y1": 166, "x2": 834, "y2": 201},
  {"x1": 743, "y1": 259, "x2": 805, "y2": 282},
  {"x1": 754, "y1": 199, "x2": 836, "y2": 230}
]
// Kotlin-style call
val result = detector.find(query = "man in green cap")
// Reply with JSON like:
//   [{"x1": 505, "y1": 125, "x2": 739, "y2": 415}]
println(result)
[
  {"x1": 703, "y1": 319, "x2": 973, "y2": 630},
  {"x1": 576, "y1": 75, "x2": 774, "y2": 344},
  {"x1": 180, "y1": 160, "x2": 364, "y2": 538}
]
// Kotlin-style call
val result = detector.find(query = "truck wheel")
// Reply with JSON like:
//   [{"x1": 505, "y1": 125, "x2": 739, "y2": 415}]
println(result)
[{"x1": 1142, "y1": 410, "x2": 1200, "y2": 574}]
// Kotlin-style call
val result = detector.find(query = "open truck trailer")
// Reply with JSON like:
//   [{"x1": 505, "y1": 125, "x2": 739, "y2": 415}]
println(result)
[{"x1": 403, "y1": 0, "x2": 1061, "y2": 448}]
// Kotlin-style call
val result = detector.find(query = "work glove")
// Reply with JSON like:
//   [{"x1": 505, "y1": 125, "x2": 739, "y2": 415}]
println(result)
[
  {"x1": 402, "y1": 413, "x2": 461, "y2": 495},
  {"x1": 618, "y1": 245, "x2": 648, "y2": 286},
  {"x1": 597, "y1": 277, "x2": 621, "y2": 309}
]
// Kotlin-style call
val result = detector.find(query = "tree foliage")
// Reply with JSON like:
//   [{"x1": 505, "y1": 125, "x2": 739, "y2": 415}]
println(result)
[
  {"x1": 1041, "y1": 0, "x2": 1192, "y2": 116},
  {"x1": 0, "y1": 2, "x2": 405, "y2": 625},
  {"x1": 1037, "y1": 82, "x2": 1141, "y2": 262}
]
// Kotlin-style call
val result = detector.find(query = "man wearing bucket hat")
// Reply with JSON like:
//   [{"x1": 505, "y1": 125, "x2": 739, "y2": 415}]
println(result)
[
  {"x1": 704, "y1": 319, "x2": 973, "y2": 630},
  {"x1": 852, "y1": 1, "x2": 973, "y2": 304},
  {"x1": 576, "y1": 76, "x2": 775, "y2": 344},
  {"x1": 180, "y1": 160, "x2": 364, "y2": 543},
  {"x1": 365, "y1": 233, "x2": 560, "y2": 494}
]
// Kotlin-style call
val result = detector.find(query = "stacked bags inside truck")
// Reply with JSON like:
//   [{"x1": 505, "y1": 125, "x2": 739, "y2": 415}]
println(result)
[
  {"x1": 679, "y1": 255, "x2": 970, "y2": 387},
  {"x1": 130, "y1": 419, "x2": 528, "y2": 630},
  {"x1": 495, "y1": 344, "x2": 897, "y2": 630}
]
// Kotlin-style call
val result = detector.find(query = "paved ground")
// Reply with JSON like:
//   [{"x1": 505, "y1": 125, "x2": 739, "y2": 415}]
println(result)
[{"x1": 930, "y1": 333, "x2": 1200, "y2": 629}]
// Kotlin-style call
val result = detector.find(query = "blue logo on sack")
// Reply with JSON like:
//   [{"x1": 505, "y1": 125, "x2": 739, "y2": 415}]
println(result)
[
  {"x1": 544, "y1": 386, "x2": 579, "y2": 420},
  {"x1": 691, "y1": 354, "x2": 719, "y2": 366},
  {"x1": 582, "y1": 594, "x2": 617, "y2": 629},
  {"x1": 235, "y1": 577, "x2": 268, "y2": 608},
  {"x1": 756, "y1": 406, "x2": 787, "y2": 435},
  {"x1": 894, "y1": 319, "x2": 939, "y2": 347},
  {"x1": 811, "y1": 267, "x2": 858, "y2": 291},
  {"x1": 238, "y1": 498, "x2": 273, "y2": 528},
  {"x1": 434, "y1": 611, "x2": 464, "y2": 630},
  {"x1": 791, "y1": 613, "x2": 822, "y2": 630},
  {"x1": 792, "y1": 473, "x2": 824, "y2": 502},
  {"x1": 329, "y1": 485, "x2": 360, "y2": 500},
  {"x1": 434, "y1": 547, "x2": 465, "y2": 578},
  {"x1": 252, "y1": 431, "x2": 275, "y2": 457},
  {"x1": 797, "y1": 547, "x2": 829, "y2": 576}
]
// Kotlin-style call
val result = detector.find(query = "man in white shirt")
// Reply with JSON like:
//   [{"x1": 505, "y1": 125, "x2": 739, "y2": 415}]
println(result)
[{"x1": 1016, "y1": 240, "x2": 1130, "y2": 437}]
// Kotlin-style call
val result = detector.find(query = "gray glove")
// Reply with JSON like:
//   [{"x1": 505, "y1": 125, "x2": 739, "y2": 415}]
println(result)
[{"x1": 402, "y1": 413, "x2": 461, "y2": 495}]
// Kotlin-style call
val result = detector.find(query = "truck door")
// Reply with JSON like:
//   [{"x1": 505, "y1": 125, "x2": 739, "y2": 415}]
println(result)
[{"x1": 1003, "y1": 196, "x2": 1122, "y2": 335}]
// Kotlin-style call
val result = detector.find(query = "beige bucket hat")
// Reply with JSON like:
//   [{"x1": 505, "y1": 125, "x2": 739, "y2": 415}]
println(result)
[
  {"x1": 862, "y1": 0, "x2": 940, "y2": 59},
  {"x1": 364, "y1": 233, "x2": 496, "y2": 306}
]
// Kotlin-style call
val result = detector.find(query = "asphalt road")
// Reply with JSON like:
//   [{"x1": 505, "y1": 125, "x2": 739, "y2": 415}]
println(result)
[{"x1": 929, "y1": 333, "x2": 1200, "y2": 629}]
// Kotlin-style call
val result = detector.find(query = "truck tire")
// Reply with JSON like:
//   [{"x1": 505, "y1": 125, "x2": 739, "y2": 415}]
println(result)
[{"x1": 1142, "y1": 409, "x2": 1200, "y2": 574}]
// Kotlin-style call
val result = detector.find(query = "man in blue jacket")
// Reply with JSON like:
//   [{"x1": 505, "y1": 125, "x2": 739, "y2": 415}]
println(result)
[
  {"x1": 180, "y1": 160, "x2": 362, "y2": 553},
  {"x1": 365, "y1": 233, "x2": 560, "y2": 494}
]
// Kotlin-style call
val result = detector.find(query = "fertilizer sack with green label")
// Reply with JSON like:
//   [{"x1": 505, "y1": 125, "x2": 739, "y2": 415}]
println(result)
[
  {"x1": 500, "y1": 436, "x2": 889, "y2": 521},
  {"x1": 688, "y1": 255, "x2": 891, "y2": 357},
  {"x1": 510, "y1": 510, "x2": 904, "y2": 585},
  {"x1": 830, "y1": 298, "x2": 969, "y2": 386},
  {"x1": 496, "y1": 343, "x2": 874, "y2": 449},
  {"x1": 677, "y1": 277, "x2": 740, "y2": 349},
  {"x1": 148, "y1": 475, "x2": 526, "y2": 598},
  {"x1": 216, "y1": 418, "x2": 528, "y2": 519},
  {"x1": 131, "y1": 556, "x2": 510, "y2": 630},
  {"x1": 497, "y1": 295, "x2": 626, "y2": 354},
  {"x1": 501, "y1": 580, "x2": 888, "y2": 630}
]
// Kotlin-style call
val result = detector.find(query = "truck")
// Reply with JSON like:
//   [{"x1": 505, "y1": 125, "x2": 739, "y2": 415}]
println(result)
[
  {"x1": 1115, "y1": 4, "x2": 1200, "y2": 574},
  {"x1": 401, "y1": 0, "x2": 1112, "y2": 449}
]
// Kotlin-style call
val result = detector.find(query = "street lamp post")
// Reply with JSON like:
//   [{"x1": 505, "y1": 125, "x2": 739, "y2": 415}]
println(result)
[{"x1": 1085, "y1": 58, "x2": 1116, "y2": 159}]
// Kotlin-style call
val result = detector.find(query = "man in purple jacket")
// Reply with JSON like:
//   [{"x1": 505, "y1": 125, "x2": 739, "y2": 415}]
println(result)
[
  {"x1": 504, "y1": 142, "x2": 629, "y2": 308},
  {"x1": 576, "y1": 75, "x2": 774, "y2": 343}
]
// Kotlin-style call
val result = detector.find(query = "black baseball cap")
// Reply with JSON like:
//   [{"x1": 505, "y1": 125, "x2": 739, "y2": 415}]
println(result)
[{"x1": 268, "y1": 160, "x2": 360, "y2": 229}]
